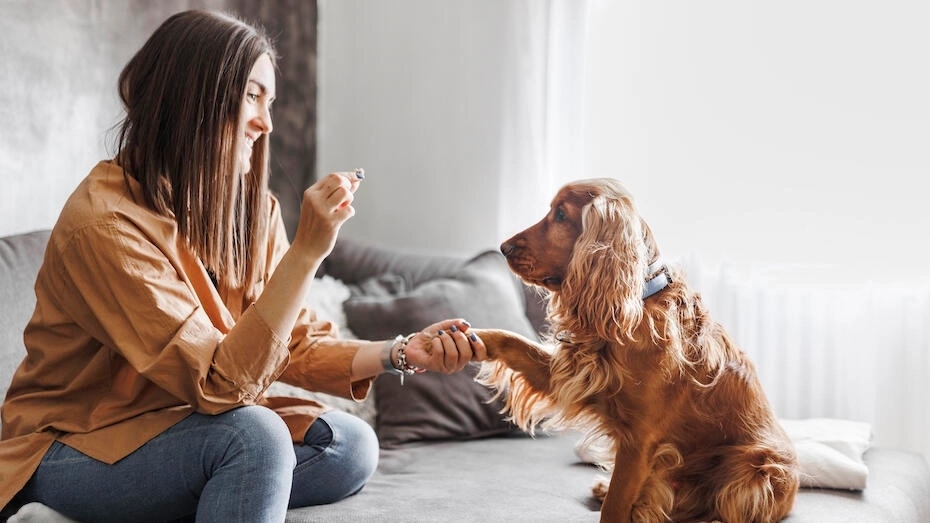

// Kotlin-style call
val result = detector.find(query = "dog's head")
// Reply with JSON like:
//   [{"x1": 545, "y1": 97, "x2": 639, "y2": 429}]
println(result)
[{"x1": 500, "y1": 178, "x2": 660, "y2": 340}]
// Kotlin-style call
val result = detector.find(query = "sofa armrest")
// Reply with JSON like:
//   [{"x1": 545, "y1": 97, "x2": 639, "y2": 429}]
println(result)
[{"x1": 0, "y1": 229, "x2": 51, "y2": 400}]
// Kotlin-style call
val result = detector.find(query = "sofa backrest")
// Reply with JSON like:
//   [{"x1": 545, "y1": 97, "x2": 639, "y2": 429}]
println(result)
[{"x1": 0, "y1": 230, "x2": 50, "y2": 400}]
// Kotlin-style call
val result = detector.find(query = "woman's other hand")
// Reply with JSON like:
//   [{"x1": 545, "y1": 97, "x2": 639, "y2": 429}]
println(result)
[{"x1": 403, "y1": 319, "x2": 488, "y2": 373}]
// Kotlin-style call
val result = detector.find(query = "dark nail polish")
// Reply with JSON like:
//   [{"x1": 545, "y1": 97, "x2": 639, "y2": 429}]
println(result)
[
  {"x1": 450, "y1": 325, "x2": 458, "y2": 332},
  {"x1": 438, "y1": 330, "x2": 445, "y2": 336},
  {"x1": 354, "y1": 168, "x2": 365, "y2": 179},
  {"x1": 470, "y1": 333, "x2": 478, "y2": 342}
]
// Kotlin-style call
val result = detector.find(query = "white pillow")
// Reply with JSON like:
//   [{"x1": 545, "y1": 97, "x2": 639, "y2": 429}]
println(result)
[{"x1": 304, "y1": 274, "x2": 357, "y2": 339}]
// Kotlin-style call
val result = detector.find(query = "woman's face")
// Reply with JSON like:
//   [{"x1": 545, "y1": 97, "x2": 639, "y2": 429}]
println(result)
[{"x1": 236, "y1": 53, "x2": 275, "y2": 175}]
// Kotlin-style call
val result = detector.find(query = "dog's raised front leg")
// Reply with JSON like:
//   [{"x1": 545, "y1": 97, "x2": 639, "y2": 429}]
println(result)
[{"x1": 470, "y1": 328, "x2": 552, "y2": 393}]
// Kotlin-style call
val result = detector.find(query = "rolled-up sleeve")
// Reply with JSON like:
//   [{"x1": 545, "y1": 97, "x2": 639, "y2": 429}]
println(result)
[{"x1": 277, "y1": 310, "x2": 372, "y2": 401}]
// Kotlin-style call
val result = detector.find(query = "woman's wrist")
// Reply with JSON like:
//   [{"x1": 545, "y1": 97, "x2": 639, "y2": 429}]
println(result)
[
  {"x1": 283, "y1": 240, "x2": 327, "y2": 274},
  {"x1": 380, "y1": 338, "x2": 401, "y2": 373}
]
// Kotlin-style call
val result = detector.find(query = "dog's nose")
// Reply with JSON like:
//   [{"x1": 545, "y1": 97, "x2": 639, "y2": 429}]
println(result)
[{"x1": 500, "y1": 242, "x2": 514, "y2": 256}]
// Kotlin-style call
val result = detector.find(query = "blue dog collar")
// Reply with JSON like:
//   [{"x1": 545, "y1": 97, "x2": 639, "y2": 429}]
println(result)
[{"x1": 643, "y1": 259, "x2": 671, "y2": 299}]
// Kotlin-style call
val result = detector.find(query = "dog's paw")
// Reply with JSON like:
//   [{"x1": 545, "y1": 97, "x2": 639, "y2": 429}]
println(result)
[
  {"x1": 591, "y1": 475, "x2": 610, "y2": 501},
  {"x1": 574, "y1": 434, "x2": 613, "y2": 465}
]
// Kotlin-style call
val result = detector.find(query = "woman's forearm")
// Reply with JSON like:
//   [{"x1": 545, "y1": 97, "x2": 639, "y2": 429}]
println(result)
[
  {"x1": 251, "y1": 244, "x2": 322, "y2": 340},
  {"x1": 350, "y1": 340, "x2": 391, "y2": 381}
]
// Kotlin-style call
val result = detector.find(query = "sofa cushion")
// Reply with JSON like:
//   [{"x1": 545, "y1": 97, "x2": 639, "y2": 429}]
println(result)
[
  {"x1": 0, "y1": 230, "x2": 50, "y2": 400},
  {"x1": 284, "y1": 432, "x2": 600, "y2": 522},
  {"x1": 344, "y1": 250, "x2": 537, "y2": 448}
]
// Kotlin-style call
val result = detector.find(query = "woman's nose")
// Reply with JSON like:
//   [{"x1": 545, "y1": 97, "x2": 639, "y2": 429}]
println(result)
[{"x1": 256, "y1": 105, "x2": 273, "y2": 134}]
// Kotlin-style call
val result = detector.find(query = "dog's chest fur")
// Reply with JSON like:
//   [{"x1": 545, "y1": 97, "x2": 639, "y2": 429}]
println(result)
[{"x1": 551, "y1": 340, "x2": 690, "y2": 429}]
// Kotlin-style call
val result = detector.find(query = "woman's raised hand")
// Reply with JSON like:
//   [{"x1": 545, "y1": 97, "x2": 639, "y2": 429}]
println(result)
[{"x1": 292, "y1": 170, "x2": 364, "y2": 260}]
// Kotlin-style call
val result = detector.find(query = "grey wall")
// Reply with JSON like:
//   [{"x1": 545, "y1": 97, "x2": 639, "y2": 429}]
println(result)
[{"x1": 1, "y1": 0, "x2": 315, "y2": 237}]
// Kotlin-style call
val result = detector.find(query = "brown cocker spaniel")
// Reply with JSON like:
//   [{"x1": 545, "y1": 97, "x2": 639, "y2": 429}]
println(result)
[{"x1": 473, "y1": 178, "x2": 799, "y2": 522}]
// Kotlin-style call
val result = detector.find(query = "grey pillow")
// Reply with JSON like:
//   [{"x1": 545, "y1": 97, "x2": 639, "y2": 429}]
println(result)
[{"x1": 344, "y1": 250, "x2": 537, "y2": 448}]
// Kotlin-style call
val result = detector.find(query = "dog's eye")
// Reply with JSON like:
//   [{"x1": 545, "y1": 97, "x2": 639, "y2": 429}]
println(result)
[{"x1": 554, "y1": 208, "x2": 567, "y2": 222}]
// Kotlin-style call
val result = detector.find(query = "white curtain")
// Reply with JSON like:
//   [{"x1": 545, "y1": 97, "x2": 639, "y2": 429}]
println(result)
[
  {"x1": 578, "y1": 0, "x2": 930, "y2": 463},
  {"x1": 488, "y1": 1, "x2": 930, "y2": 463},
  {"x1": 685, "y1": 258, "x2": 930, "y2": 462}
]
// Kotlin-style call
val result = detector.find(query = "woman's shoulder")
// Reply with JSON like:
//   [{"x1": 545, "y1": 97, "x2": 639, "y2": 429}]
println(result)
[{"x1": 49, "y1": 161, "x2": 176, "y2": 253}]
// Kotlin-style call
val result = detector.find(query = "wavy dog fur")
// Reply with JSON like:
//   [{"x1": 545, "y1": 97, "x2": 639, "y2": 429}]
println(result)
[{"x1": 474, "y1": 178, "x2": 799, "y2": 522}]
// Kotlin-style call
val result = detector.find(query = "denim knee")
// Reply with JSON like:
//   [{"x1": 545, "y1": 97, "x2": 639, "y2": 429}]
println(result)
[
  {"x1": 326, "y1": 410, "x2": 379, "y2": 490},
  {"x1": 218, "y1": 405, "x2": 297, "y2": 472},
  {"x1": 290, "y1": 410, "x2": 379, "y2": 507},
  {"x1": 195, "y1": 406, "x2": 297, "y2": 521}
]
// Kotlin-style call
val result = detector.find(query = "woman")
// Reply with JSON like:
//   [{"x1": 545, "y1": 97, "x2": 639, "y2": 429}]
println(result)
[{"x1": 0, "y1": 10, "x2": 486, "y2": 522}]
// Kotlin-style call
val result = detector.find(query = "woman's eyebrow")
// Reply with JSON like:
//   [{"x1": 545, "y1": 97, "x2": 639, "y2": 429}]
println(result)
[{"x1": 247, "y1": 79, "x2": 275, "y2": 101}]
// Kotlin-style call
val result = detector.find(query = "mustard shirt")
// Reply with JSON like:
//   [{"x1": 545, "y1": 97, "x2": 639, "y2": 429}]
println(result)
[{"x1": 0, "y1": 161, "x2": 372, "y2": 508}]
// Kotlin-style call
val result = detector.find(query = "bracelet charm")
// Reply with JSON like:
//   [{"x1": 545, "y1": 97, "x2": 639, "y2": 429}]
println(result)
[{"x1": 384, "y1": 334, "x2": 420, "y2": 385}]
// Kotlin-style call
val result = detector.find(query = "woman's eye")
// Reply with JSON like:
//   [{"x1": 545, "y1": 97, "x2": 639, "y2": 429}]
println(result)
[{"x1": 246, "y1": 92, "x2": 259, "y2": 102}]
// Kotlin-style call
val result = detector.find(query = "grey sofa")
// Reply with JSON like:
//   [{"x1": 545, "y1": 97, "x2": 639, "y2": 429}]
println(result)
[{"x1": 2, "y1": 229, "x2": 929, "y2": 522}]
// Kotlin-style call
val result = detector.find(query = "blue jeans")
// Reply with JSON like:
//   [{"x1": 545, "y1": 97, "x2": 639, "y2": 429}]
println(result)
[{"x1": 15, "y1": 407, "x2": 379, "y2": 522}]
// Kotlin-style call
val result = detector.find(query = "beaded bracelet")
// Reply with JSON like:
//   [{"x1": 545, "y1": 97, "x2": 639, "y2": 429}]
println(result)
[{"x1": 380, "y1": 334, "x2": 420, "y2": 385}]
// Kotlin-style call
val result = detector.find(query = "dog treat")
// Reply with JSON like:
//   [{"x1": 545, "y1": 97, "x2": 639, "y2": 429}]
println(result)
[{"x1": 338, "y1": 169, "x2": 365, "y2": 209}]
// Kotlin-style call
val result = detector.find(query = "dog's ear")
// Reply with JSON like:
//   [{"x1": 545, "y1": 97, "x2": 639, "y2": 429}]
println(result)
[{"x1": 561, "y1": 191, "x2": 647, "y2": 342}]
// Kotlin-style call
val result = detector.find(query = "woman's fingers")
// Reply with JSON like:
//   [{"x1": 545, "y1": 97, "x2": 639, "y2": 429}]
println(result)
[
  {"x1": 406, "y1": 319, "x2": 486, "y2": 373},
  {"x1": 292, "y1": 169, "x2": 363, "y2": 258},
  {"x1": 435, "y1": 328, "x2": 461, "y2": 372},
  {"x1": 316, "y1": 171, "x2": 362, "y2": 211}
]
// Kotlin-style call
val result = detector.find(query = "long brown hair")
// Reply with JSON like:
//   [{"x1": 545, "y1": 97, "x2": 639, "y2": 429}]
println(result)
[{"x1": 115, "y1": 10, "x2": 276, "y2": 297}]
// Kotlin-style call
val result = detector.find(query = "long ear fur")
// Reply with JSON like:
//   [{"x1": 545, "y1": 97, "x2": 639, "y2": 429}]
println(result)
[{"x1": 557, "y1": 191, "x2": 647, "y2": 343}]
